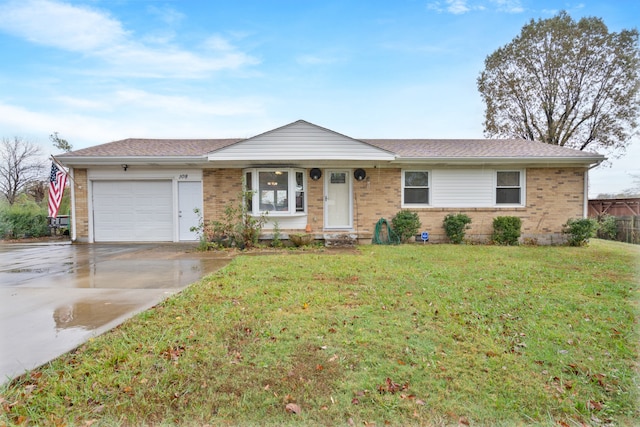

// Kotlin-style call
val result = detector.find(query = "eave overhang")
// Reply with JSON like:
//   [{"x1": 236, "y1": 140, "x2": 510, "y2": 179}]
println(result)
[{"x1": 56, "y1": 155, "x2": 209, "y2": 167}]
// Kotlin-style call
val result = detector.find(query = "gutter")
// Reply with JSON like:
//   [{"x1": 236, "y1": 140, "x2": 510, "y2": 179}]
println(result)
[{"x1": 55, "y1": 156, "x2": 210, "y2": 166}]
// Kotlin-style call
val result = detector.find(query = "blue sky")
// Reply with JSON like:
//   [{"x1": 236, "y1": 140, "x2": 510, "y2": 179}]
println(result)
[{"x1": 0, "y1": 0, "x2": 638, "y2": 197}]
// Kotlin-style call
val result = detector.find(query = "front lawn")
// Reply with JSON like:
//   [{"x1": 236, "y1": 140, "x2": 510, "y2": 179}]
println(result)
[{"x1": 1, "y1": 240, "x2": 638, "y2": 426}]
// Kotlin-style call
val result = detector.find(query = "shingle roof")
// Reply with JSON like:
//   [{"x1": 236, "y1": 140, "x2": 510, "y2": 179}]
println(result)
[
  {"x1": 60, "y1": 136, "x2": 601, "y2": 160},
  {"x1": 363, "y1": 139, "x2": 601, "y2": 159},
  {"x1": 60, "y1": 138, "x2": 242, "y2": 157}
]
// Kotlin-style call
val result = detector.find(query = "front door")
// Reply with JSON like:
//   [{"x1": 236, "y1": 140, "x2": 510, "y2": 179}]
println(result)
[
  {"x1": 178, "y1": 181, "x2": 202, "y2": 241},
  {"x1": 324, "y1": 170, "x2": 352, "y2": 229}
]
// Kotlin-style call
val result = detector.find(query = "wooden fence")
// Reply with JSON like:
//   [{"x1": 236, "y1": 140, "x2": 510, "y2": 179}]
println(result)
[
  {"x1": 609, "y1": 215, "x2": 640, "y2": 244},
  {"x1": 589, "y1": 198, "x2": 640, "y2": 244},
  {"x1": 588, "y1": 198, "x2": 640, "y2": 216}
]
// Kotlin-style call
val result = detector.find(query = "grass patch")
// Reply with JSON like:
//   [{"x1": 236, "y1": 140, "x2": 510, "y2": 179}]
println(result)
[{"x1": 1, "y1": 240, "x2": 638, "y2": 426}]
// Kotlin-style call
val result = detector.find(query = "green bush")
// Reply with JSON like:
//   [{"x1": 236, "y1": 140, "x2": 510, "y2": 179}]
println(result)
[
  {"x1": 190, "y1": 189, "x2": 268, "y2": 250},
  {"x1": 0, "y1": 202, "x2": 50, "y2": 239},
  {"x1": 492, "y1": 216, "x2": 522, "y2": 245},
  {"x1": 443, "y1": 213, "x2": 472, "y2": 244},
  {"x1": 563, "y1": 218, "x2": 598, "y2": 246},
  {"x1": 391, "y1": 210, "x2": 421, "y2": 243},
  {"x1": 597, "y1": 214, "x2": 618, "y2": 240}
]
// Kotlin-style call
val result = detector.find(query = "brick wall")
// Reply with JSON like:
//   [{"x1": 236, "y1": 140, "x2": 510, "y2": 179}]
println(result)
[
  {"x1": 353, "y1": 167, "x2": 585, "y2": 244},
  {"x1": 202, "y1": 169, "x2": 243, "y2": 220},
  {"x1": 72, "y1": 168, "x2": 89, "y2": 242},
  {"x1": 202, "y1": 167, "x2": 584, "y2": 244}
]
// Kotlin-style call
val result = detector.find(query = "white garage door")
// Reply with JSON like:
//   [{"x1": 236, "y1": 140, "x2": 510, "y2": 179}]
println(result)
[{"x1": 92, "y1": 181, "x2": 173, "y2": 242}]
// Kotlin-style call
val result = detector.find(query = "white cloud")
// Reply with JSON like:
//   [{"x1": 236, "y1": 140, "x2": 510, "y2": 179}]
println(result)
[
  {"x1": 0, "y1": 0, "x2": 258, "y2": 78},
  {"x1": 428, "y1": 0, "x2": 523, "y2": 14},
  {"x1": 296, "y1": 54, "x2": 340, "y2": 65},
  {"x1": 447, "y1": 0, "x2": 471, "y2": 14},
  {"x1": 0, "y1": 0, "x2": 126, "y2": 51},
  {"x1": 491, "y1": 0, "x2": 524, "y2": 13},
  {"x1": 147, "y1": 5, "x2": 185, "y2": 26},
  {"x1": 113, "y1": 89, "x2": 264, "y2": 116}
]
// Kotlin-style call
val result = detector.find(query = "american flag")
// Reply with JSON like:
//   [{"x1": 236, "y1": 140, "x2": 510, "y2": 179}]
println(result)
[{"x1": 48, "y1": 162, "x2": 67, "y2": 218}]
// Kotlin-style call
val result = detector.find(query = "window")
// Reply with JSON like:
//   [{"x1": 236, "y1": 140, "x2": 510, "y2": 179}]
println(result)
[
  {"x1": 496, "y1": 171, "x2": 522, "y2": 204},
  {"x1": 244, "y1": 168, "x2": 306, "y2": 214},
  {"x1": 244, "y1": 171, "x2": 253, "y2": 213},
  {"x1": 402, "y1": 170, "x2": 429, "y2": 206}
]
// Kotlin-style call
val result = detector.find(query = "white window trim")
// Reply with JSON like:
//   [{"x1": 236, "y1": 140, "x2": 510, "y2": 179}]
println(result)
[
  {"x1": 494, "y1": 169, "x2": 526, "y2": 207},
  {"x1": 244, "y1": 168, "x2": 307, "y2": 216},
  {"x1": 401, "y1": 170, "x2": 431, "y2": 208}
]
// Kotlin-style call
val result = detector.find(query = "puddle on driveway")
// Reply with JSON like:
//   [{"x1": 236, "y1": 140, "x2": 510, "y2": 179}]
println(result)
[{"x1": 54, "y1": 299, "x2": 139, "y2": 331}]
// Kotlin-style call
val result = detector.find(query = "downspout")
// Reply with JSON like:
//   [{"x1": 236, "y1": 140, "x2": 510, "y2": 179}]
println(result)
[
  {"x1": 70, "y1": 167, "x2": 77, "y2": 242},
  {"x1": 585, "y1": 161, "x2": 604, "y2": 218}
]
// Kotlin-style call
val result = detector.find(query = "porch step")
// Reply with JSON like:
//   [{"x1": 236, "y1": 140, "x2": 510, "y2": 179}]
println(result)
[{"x1": 323, "y1": 233, "x2": 357, "y2": 247}]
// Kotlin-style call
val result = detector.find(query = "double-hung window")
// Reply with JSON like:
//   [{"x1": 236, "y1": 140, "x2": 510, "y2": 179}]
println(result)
[
  {"x1": 244, "y1": 168, "x2": 306, "y2": 214},
  {"x1": 402, "y1": 170, "x2": 430, "y2": 206},
  {"x1": 496, "y1": 171, "x2": 522, "y2": 205}
]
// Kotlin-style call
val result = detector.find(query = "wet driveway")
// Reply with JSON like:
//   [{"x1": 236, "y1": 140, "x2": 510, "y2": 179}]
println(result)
[{"x1": 0, "y1": 242, "x2": 232, "y2": 385}]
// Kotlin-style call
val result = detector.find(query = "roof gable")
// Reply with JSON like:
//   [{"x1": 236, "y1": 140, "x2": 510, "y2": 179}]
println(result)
[{"x1": 207, "y1": 120, "x2": 395, "y2": 162}]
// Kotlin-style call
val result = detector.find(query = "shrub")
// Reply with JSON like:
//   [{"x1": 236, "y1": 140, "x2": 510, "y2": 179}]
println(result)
[
  {"x1": 190, "y1": 189, "x2": 268, "y2": 250},
  {"x1": 597, "y1": 214, "x2": 618, "y2": 240},
  {"x1": 443, "y1": 213, "x2": 471, "y2": 244},
  {"x1": 492, "y1": 216, "x2": 522, "y2": 245},
  {"x1": 563, "y1": 218, "x2": 598, "y2": 246},
  {"x1": 391, "y1": 210, "x2": 421, "y2": 243},
  {"x1": 0, "y1": 202, "x2": 50, "y2": 239}
]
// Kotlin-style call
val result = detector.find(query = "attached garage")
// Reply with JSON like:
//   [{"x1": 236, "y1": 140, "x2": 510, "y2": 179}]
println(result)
[{"x1": 92, "y1": 180, "x2": 173, "y2": 242}]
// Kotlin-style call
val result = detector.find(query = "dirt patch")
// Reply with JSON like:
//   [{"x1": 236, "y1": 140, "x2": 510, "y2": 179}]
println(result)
[{"x1": 0, "y1": 236, "x2": 71, "y2": 244}]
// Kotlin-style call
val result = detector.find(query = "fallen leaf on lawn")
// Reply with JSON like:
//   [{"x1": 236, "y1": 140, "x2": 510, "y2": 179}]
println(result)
[
  {"x1": 416, "y1": 399, "x2": 426, "y2": 406},
  {"x1": 587, "y1": 400, "x2": 603, "y2": 411},
  {"x1": 459, "y1": 416, "x2": 470, "y2": 425},
  {"x1": 316, "y1": 364, "x2": 324, "y2": 371},
  {"x1": 285, "y1": 403, "x2": 301, "y2": 414},
  {"x1": 347, "y1": 418, "x2": 355, "y2": 427},
  {"x1": 556, "y1": 421, "x2": 570, "y2": 427},
  {"x1": 302, "y1": 303, "x2": 309, "y2": 309},
  {"x1": 328, "y1": 354, "x2": 339, "y2": 362},
  {"x1": 378, "y1": 377, "x2": 409, "y2": 394}
]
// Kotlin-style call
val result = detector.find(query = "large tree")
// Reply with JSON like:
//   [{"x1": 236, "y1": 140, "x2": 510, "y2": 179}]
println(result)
[
  {"x1": 0, "y1": 137, "x2": 45, "y2": 205},
  {"x1": 477, "y1": 11, "x2": 640, "y2": 158}
]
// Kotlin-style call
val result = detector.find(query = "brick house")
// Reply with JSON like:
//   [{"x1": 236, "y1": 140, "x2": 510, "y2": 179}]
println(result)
[{"x1": 56, "y1": 120, "x2": 604, "y2": 244}]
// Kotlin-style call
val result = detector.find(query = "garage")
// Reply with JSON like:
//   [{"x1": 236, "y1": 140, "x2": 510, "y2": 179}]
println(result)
[{"x1": 92, "y1": 181, "x2": 173, "y2": 242}]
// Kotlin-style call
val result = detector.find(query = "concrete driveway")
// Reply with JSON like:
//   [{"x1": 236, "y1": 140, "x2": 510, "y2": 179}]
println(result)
[{"x1": 0, "y1": 242, "x2": 232, "y2": 385}]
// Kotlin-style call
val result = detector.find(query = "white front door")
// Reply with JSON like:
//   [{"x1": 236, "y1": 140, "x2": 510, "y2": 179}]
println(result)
[
  {"x1": 178, "y1": 181, "x2": 202, "y2": 241},
  {"x1": 324, "y1": 170, "x2": 352, "y2": 229}
]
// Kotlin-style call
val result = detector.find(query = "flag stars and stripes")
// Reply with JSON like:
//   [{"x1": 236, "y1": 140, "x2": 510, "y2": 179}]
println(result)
[{"x1": 48, "y1": 163, "x2": 67, "y2": 218}]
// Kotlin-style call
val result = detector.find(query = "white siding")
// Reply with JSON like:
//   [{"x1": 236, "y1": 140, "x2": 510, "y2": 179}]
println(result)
[
  {"x1": 431, "y1": 169, "x2": 494, "y2": 207},
  {"x1": 209, "y1": 121, "x2": 394, "y2": 161}
]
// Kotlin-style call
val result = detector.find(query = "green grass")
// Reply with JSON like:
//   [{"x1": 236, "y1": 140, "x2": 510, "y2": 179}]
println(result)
[{"x1": 1, "y1": 240, "x2": 638, "y2": 426}]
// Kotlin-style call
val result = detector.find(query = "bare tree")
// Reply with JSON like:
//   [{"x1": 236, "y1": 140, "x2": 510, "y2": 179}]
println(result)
[
  {"x1": 477, "y1": 11, "x2": 640, "y2": 158},
  {"x1": 0, "y1": 137, "x2": 46, "y2": 205}
]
